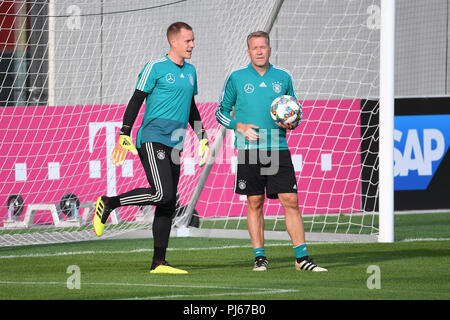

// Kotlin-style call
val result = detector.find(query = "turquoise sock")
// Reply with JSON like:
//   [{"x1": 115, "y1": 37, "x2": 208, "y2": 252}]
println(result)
[
  {"x1": 253, "y1": 247, "x2": 265, "y2": 258},
  {"x1": 293, "y1": 243, "x2": 308, "y2": 259}
]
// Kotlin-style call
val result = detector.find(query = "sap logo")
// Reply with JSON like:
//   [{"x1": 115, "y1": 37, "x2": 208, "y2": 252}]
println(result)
[
  {"x1": 394, "y1": 115, "x2": 450, "y2": 191},
  {"x1": 394, "y1": 128, "x2": 445, "y2": 177}
]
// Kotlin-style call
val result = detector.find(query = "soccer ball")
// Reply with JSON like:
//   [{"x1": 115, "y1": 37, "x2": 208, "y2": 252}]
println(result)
[{"x1": 270, "y1": 95, "x2": 303, "y2": 124}]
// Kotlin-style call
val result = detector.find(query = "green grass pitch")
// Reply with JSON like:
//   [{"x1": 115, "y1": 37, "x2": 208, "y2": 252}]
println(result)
[{"x1": 0, "y1": 213, "x2": 449, "y2": 301}]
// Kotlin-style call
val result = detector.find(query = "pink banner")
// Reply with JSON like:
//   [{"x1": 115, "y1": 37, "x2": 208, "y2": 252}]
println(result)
[
  {"x1": 0, "y1": 100, "x2": 361, "y2": 226},
  {"x1": 196, "y1": 99, "x2": 362, "y2": 217}
]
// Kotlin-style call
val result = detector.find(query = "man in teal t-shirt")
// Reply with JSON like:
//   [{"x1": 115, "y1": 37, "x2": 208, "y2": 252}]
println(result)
[
  {"x1": 216, "y1": 31, "x2": 327, "y2": 272},
  {"x1": 135, "y1": 54, "x2": 198, "y2": 149},
  {"x1": 217, "y1": 58, "x2": 298, "y2": 151}
]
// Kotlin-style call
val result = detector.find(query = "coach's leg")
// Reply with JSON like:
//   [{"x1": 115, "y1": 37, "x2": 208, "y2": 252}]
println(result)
[
  {"x1": 278, "y1": 193, "x2": 306, "y2": 246},
  {"x1": 279, "y1": 192, "x2": 328, "y2": 272},
  {"x1": 247, "y1": 194, "x2": 266, "y2": 250}
]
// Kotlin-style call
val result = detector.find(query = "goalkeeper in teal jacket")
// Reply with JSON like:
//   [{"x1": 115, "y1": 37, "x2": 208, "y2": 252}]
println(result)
[{"x1": 93, "y1": 22, "x2": 210, "y2": 275}]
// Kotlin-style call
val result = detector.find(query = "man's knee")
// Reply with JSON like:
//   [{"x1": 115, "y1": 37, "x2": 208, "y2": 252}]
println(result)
[
  {"x1": 247, "y1": 195, "x2": 265, "y2": 212},
  {"x1": 159, "y1": 190, "x2": 177, "y2": 208},
  {"x1": 279, "y1": 193, "x2": 299, "y2": 211}
]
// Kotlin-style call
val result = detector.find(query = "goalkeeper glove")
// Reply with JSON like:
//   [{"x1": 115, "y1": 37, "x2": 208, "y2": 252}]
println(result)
[
  {"x1": 198, "y1": 138, "x2": 210, "y2": 167},
  {"x1": 111, "y1": 135, "x2": 138, "y2": 166}
]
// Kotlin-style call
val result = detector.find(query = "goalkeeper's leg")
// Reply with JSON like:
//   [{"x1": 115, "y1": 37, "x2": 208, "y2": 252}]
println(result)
[
  {"x1": 93, "y1": 142, "x2": 187, "y2": 273},
  {"x1": 93, "y1": 196, "x2": 118, "y2": 237},
  {"x1": 147, "y1": 146, "x2": 187, "y2": 274},
  {"x1": 94, "y1": 142, "x2": 176, "y2": 235}
]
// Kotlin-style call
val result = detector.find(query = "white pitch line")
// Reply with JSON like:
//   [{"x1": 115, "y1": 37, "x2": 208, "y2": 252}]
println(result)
[
  {"x1": 399, "y1": 237, "x2": 450, "y2": 242},
  {"x1": 127, "y1": 289, "x2": 299, "y2": 300},
  {"x1": 0, "y1": 280, "x2": 299, "y2": 300},
  {"x1": 0, "y1": 280, "x2": 285, "y2": 291},
  {"x1": 0, "y1": 243, "x2": 291, "y2": 259}
]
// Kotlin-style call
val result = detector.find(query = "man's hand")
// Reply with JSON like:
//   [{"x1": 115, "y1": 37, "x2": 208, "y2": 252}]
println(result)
[
  {"x1": 236, "y1": 123, "x2": 260, "y2": 141},
  {"x1": 111, "y1": 135, "x2": 138, "y2": 166},
  {"x1": 275, "y1": 118, "x2": 299, "y2": 130},
  {"x1": 198, "y1": 139, "x2": 210, "y2": 167}
]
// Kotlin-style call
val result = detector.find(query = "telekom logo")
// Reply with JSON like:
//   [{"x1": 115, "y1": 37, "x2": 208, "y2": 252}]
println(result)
[{"x1": 89, "y1": 122, "x2": 133, "y2": 197}]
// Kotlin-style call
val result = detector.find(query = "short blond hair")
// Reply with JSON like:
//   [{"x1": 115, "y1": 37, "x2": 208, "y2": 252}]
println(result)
[
  {"x1": 247, "y1": 31, "x2": 270, "y2": 48},
  {"x1": 166, "y1": 22, "x2": 193, "y2": 42}
]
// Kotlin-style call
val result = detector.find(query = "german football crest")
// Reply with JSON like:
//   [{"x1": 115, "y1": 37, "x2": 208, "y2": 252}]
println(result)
[
  {"x1": 238, "y1": 179, "x2": 247, "y2": 190},
  {"x1": 272, "y1": 81, "x2": 282, "y2": 93},
  {"x1": 156, "y1": 150, "x2": 165, "y2": 160}
]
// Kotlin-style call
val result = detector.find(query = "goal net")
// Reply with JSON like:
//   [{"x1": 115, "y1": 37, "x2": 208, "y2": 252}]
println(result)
[
  {"x1": 0, "y1": 0, "x2": 381, "y2": 246},
  {"x1": 185, "y1": 0, "x2": 381, "y2": 243}
]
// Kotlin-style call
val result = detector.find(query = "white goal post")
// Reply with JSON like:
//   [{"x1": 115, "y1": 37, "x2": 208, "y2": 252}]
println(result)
[{"x1": 378, "y1": 0, "x2": 395, "y2": 243}]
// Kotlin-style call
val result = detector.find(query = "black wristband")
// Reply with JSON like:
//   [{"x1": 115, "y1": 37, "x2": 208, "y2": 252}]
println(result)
[
  {"x1": 120, "y1": 126, "x2": 131, "y2": 136},
  {"x1": 198, "y1": 129, "x2": 208, "y2": 142}
]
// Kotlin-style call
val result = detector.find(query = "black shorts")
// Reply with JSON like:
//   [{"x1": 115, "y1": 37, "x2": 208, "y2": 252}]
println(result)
[{"x1": 234, "y1": 149, "x2": 298, "y2": 199}]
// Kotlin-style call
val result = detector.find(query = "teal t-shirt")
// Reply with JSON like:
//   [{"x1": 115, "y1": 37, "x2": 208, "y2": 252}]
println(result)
[
  {"x1": 216, "y1": 63, "x2": 298, "y2": 150},
  {"x1": 135, "y1": 55, "x2": 198, "y2": 149}
]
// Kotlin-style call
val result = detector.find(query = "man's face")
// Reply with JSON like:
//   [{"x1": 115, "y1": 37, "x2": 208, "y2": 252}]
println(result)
[
  {"x1": 170, "y1": 28, "x2": 195, "y2": 60},
  {"x1": 247, "y1": 36, "x2": 271, "y2": 68}
]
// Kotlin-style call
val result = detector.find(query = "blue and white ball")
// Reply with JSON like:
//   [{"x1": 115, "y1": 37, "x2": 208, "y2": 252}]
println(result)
[{"x1": 270, "y1": 95, "x2": 303, "y2": 124}]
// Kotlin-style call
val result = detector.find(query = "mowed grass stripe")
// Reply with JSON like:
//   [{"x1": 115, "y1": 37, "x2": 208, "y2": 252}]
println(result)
[{"x1": 0, "y1": 238, "x2": 448, "y2": 300}]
